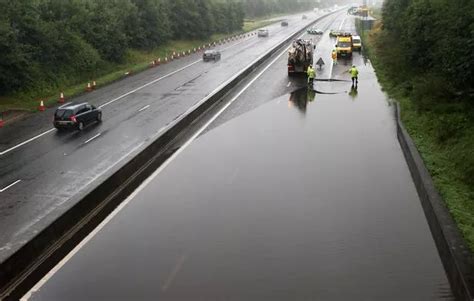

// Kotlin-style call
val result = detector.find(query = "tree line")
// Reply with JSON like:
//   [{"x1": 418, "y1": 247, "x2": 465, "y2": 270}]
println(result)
[
  {"x1": 379, "y1": 0, "x2": 474, "y2": 105},
  {"x1": 0, "y1": 0, "x2": 244, "y2": 95}
]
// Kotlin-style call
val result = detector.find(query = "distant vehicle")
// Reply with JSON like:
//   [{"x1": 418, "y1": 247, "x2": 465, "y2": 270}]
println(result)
[
  {"x1": 203, "y1": 50, "x2": 221, "y2": 61},
  {"x1": 281, "y1": 21, "x2": 289, "y2": 27},
  {"x1": 307, "y1": 27, "x2": 323, "y2": 35},
  {"x1": 287, "y1": 39, "x2": 314, "y2": 76},
  {"x1": 258, "y1": 29, "x2": 269, "y2": 37},
  {"x1": 302, "y1": 15, "x2": 308, "y2": 20},
  {"x1": 329, "y1": 29, "x2": 342, "y2": 37},
  {"x1": 54, "y1": 103, "x2": 102, "y2": 131},
  {"x1": 336, "y1": 33, "x2": 353, "y2": 58},
  {"x1": 352, "y1": 35, "x2": 362, "y2": 51}
]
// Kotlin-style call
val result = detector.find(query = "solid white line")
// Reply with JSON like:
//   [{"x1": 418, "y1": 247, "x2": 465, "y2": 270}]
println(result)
[
  {"x1": 0, "y1": 179, "x2": 21, "y2": 193},
  {"x1": 338, "y1": 16, "x2": 347, "y2": 30},
  {"x1": 138, "y1": 105, "x2": 150, "y2": 112},
  {"x1": 84, "y1": 133, "x2": 101, "y2": 144},
  {"x1": 21, "y1": 19, "x2": 331, "y2": 298},
  {"x1": 0, "y1": 129, "x2": 56, "y2": 156}
]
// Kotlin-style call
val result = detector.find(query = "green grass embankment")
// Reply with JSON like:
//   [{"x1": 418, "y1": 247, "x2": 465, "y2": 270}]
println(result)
[{"x1": 357, "y1": 19, "x2": 474, "y2": 251}]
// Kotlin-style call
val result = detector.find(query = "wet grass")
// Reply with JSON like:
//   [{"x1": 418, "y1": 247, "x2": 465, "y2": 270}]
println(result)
[{"x1": 359, "y1": 20, "x2": 474, "y2": 251}]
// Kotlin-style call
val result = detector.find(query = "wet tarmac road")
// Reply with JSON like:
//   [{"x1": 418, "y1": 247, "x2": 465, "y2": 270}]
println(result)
[
  {"x1": 24, "y1": 14, "x2": 453, "y2": 301},
  {"x1": 0, "y1": 11, "x2": 343, "y2": 260}
]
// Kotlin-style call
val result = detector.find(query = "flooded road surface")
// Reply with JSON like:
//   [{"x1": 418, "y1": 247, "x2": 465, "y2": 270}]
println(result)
[{"x1": 27, "y1": 84, "x2": 452, "y2": 300}]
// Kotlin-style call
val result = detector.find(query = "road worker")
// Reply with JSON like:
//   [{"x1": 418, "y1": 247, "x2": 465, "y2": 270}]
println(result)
[
  {"x1": 348, "y1": 65, "x2": 359, "y2": 86},
  {"x1": 331, "y1": 49, "x2": 338, "y2": 65},
  {"x1": 307, "y1": 65, "x2": 316, "y2": 85}
]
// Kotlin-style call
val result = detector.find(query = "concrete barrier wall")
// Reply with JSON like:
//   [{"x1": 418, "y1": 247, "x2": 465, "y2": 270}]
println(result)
[
  {"x1": 395, "y1": 103, "x2": 474, "y2": 301},
  {"x1": 0, "y1": 10, "x2": 344, "y2": 300}
]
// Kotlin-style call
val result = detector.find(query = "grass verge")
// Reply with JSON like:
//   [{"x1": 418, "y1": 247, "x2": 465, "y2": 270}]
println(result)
[{"x1": 358, "y1": 19, "x2": 474, "y2": 251}]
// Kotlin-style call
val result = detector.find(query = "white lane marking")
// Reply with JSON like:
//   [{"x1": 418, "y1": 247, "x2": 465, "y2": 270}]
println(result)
[
  {"x1": 338, "y1": 16, "x2": 347, "y2": 30},
  {"x1": 83, "y1": 133, "x2": 101, "y2": 144},
  {"x1": 161, "y1": 254, "x2": 188, "y2": 292},
  {"x1": 287, "y1": 82, "x2": 292, "y2": 87},
  {"x1": 98, "y1": 61, "x2": 202, "y2": 109},
  {"x1": 21, "y1": 18, "x2": 334, "y2": 298},
  {"x1": 138, "y1": 105, "x2": 150, "y2": 112},
  {"x1": 0, "y1": 179, "x2": 22, "y2": 193},
  {"x1": 0, "y1": 129, "x2": 56, "y2": 156}
]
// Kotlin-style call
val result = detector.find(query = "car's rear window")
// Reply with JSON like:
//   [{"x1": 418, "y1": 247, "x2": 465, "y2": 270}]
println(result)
[{"x1": 55, "y1": 109, "x2": 73, "y2": 118}]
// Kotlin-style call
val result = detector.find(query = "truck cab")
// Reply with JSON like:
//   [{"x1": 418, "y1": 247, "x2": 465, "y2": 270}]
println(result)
[{"x1": 336, "y1": 33, "x2": 353, "y2": 58}]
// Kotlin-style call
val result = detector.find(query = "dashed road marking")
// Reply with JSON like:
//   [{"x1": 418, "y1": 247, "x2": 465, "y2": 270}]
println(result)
[
  {"x1": 138, "y1": 105, "x2": 150, "y2": 112},
  {"x1": 0, "y1": 129, "x2": 56, "y2": 156},
  {"x1": 0, "y1": 179, "x2": 22, "y2": 193},
  {"x1": 84, "y1": 133, "x2": 101, "y2": 144},
  {"x1": 161, "y1": 254, "x2": 188, "y2": 292}
]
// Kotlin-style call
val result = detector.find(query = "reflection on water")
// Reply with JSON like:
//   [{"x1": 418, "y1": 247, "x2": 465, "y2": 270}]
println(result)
[
  {"x1": 288, "y1": 88, "x2": 315, "y2": 114},
  {"x1": 348, "y1": 85, "x2": 358, "y2": 100}
]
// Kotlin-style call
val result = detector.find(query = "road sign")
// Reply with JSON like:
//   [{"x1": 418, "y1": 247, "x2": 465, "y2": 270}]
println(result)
[{"x1": 316, "y1": 57, "x2": 325, "y2": 69}]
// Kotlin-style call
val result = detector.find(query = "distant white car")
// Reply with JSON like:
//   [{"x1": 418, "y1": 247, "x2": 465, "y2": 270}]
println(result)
[
  {"x1": 352, "y1": 35, "x2": 362, "y2": 51},
  {"x1": 203, "y1": 50, "x2": 221, "y2": 61},
  {"x1": 258, "y1": 29, "x2": 269, "y2": 37}
]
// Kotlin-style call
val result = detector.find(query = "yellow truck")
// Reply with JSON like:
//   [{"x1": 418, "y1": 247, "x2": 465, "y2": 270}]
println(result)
[{"x1": 336, "y1": 33, "x2": 353, "y2": 58}]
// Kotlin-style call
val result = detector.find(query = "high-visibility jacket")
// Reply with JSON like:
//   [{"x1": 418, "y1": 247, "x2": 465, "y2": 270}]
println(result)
[
  {"x1": 349, "y1": 67, "x2": 359, "y2": 77},
  {"x1": 307, "y1": 66, "x2": 316, "y2": 79},
  {"x1": 331, "y1": 50, "x2": 337, "y2": 60}
]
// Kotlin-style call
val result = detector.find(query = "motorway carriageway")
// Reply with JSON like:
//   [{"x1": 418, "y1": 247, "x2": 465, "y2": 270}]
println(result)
[
  {"x1": 0, "y1": 10, "x2": 340, "y2": 262},
  {"x1": 23, "y1": 13, "x2": 453, "y2": 301}
]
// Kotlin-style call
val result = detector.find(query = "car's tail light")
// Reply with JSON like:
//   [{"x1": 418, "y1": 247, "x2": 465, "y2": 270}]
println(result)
[{"x1": 70, "y1": 115, "x2": 77, "y2": 123}]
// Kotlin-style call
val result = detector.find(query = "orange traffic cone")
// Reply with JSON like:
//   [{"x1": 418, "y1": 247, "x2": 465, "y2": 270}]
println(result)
[
  {"x1": 150, "y1": 61, "x2": 155, "y2": 68},
  {"x1": 39, "y1": 100, "x2": 46, "y2": 111},
  {"x1": 59, "y1": 92, "x2": 65, "y2": 103},
  {"x1": 92, "y1": 81, "x2": 97, "y2": 90},
  {"x1": 86, "y1": 82, "x2": 92, "y2": 92},
  {"x1": 0, "y1": 114, "x2": 4, "y2": 128}
]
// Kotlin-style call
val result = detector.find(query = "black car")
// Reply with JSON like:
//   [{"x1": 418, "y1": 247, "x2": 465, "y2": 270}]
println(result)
[
  {"x1": 203, "y1": 50, "x2": 221, "y2": 62},
  {"x1": 53, "y1": 103, "x2": 102, "y2": 131},
  {"x1": 281, "y1": 21, "x2": 289, "y2": 26}
]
